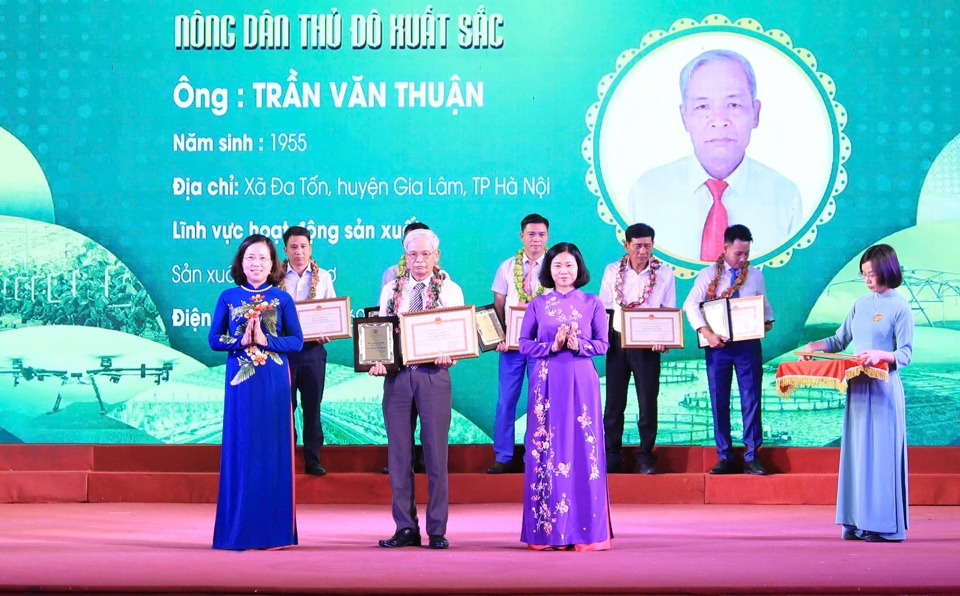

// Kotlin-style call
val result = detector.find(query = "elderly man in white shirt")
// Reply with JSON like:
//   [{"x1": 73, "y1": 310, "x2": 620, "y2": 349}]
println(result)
[
  {"x1": 370, "y1": 229, "x2": 463, "y2": 551},
  {"x1": 628, "y1": 49, "x2": 803, "y2": 261}
]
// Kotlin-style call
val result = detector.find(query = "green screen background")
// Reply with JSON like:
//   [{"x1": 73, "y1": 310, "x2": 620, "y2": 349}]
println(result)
[{"x1": 1, "y1": 1, "x2": 958, "y2": 448}]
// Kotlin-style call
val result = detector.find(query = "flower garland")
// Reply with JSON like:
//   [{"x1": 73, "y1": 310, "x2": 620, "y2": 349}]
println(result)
[
  {"x1": 615, "y1": 255, "x2": 660, "y2": 307},
  {"x1": 395, "y1": 253, "x2": 408, "y2": 278},
  {"x1": 277, "y1": 259, "x2": 320, "y2": 298},
  {"x1": 385, "y1": 266, "x2": 445, "y2": 315},
  {"x1": 513, "y1": 248, "x2": 545, "y2": 303},
  {"x1": 706, "y1": 255, "x2": 749, "y2": 300}
]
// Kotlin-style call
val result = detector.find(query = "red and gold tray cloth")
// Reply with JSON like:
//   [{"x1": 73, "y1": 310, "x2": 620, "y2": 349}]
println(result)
[{"x1": 775, "y1": 358, "x2": 889, "y2": 398}]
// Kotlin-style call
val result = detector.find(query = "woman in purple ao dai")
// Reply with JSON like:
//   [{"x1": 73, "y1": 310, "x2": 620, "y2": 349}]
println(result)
[{"x1": 518, "y1": 242, "x2": 612, "y2": 551}]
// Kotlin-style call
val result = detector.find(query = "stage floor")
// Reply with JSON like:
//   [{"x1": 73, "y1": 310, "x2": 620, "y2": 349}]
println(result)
[{"x1": 1, "y1": 503, "x2": 959, "y2": 595}]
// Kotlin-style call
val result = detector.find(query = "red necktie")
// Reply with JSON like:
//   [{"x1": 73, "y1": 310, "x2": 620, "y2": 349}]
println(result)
[{"x1": 700, "y1": 179, "x2": 729, "y2": 261}]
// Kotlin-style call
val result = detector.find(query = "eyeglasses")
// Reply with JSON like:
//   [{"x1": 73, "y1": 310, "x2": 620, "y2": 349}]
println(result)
[
  {"x1": 243, "y1": 256, "x2": 272, "y2": 264},
  {"x1": 405, "y1": 251, "x2": 436, "y2": 262},
  {"x1": 859, "y1": 272, "x2": 877, "y2": 280}
]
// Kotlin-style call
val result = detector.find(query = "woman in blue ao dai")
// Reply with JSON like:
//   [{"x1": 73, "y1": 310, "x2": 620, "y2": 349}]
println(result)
[
  {"x1": 802, "y1": 244, "x2": 913, "y2": 543},
  {"x1": 209, "y1": 234, "x2": 304, "y2": 550}
]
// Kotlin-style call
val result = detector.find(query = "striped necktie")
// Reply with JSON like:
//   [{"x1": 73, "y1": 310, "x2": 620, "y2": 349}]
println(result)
[
  {"x1": 409, "y1": 282, "x2": 425, "y2": 312},
  {"x1": 407, "y1": 282, "x2": 425, "y2": 369}
]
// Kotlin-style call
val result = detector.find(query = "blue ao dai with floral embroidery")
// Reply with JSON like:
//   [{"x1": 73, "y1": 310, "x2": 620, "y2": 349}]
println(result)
[{"x1": 208, "y1": 283, "x2": 304, "y2": 550}]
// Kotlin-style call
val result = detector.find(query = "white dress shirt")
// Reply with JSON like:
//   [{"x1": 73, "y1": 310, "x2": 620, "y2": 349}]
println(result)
[
  {"x1": 491, "y1": 253, "x2": 551, "y2": 309},
  {"x1": 377, "y1": 273, "x2": 465, "y2": 315},
  {"x1": 599, "y1": 259, "x2": 677, "y2": 333},
  {"x1": 283, "y1": 261, "x2": 335, "y2": 301},
  {"x1": 682, "y1": 262, "x2": 774, "y2": 332},
  {"x1": 628, "y1": 155, "x2": 803, "y2": 260}
]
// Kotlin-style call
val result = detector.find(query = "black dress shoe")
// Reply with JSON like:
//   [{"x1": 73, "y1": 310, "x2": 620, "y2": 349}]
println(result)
[
  {"x1": 743, "y1": 460, "x2": 768, "y2": 475},
  {"x1": 863, "y1": 531, "x2": 902, "y2": 543},
  {"x1": 305, "y1": 463, "x2": 327, "y2": 476},
  {"x1": 842, "y1": 529, "x2": 863, "y2": 541},
  {"x1": 381, "y1": 465, "x2": 389, "y2": 475},
  {"x1": 709, "y1": 459, "x2": 737, "y2": 475},
  {"x1": 487, "y1": 461, "x2": 510, "y2": 474},
  {"x1": 378, "y1": 528, "x2": 421, "y2": 548},
  {"x1": 427, "y1": 535, "x2": 449, "y2": 549},
  {"x1": 636, "y1": 462, "x2": 657, "y2": 475}
]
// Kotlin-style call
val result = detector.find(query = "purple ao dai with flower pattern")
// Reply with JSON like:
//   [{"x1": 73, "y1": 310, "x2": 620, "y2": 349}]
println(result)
[{"x1": 518, "y1": 289, "x2": 613, "y2": 548}]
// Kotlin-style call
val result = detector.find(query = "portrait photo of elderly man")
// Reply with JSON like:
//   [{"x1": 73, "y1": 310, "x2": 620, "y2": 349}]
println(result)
[{"x1": 627, "y1": 49, "x2": 803, "y2": 261}]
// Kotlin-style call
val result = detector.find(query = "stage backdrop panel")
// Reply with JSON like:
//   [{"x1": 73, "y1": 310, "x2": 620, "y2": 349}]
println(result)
[{"x1": 1, "y1": 1, "x2": 958, "y2": 446}]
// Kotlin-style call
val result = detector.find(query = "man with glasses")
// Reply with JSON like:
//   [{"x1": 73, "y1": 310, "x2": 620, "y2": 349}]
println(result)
[
  {"x1": 369, "y1": 229, "x2": 464, "y2": 550},
  {"x1": 379, "y1": 221, "x2": 433, "y2": 475},
  {"x1": 280, "y1": 226, "x2": 336, "y2": 476}
]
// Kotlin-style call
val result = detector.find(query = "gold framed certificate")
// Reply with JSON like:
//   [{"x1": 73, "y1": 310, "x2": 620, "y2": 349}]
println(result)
[
  {"x1": 505, "y1": 304, "x2": 528, "y2": 351},
  {"x1": 399, "y1": 305, "x2": 480, "y2": 365},
  {"x1": 475, "y1": 303, "x2": 505, "y2": 352},
  {"x1": 352, "y1": 316, "x2": 401, "y2": 372},
  {"x1": 729, "y1": 295, "x2": 766, "y2": 341},
  {"x1": 295, "y1": 297, "x2": 351, "y2": 341},
  {"x1": 697, "y1": 298, "x2": 731, "y2": 348},
  {"x1": 620, "y1": 308, "x2": 684, "y2": 349}
]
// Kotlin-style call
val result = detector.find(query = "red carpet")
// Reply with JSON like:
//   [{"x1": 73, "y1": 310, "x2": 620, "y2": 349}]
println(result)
[{"x1": 1, "y1": 502, "x2": 959, "y2": 595}]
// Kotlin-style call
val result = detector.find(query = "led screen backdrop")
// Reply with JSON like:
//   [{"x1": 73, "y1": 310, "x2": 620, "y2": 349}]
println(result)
[{"x1": 1, "y1": 1, "x2": 958, "y2": 447}]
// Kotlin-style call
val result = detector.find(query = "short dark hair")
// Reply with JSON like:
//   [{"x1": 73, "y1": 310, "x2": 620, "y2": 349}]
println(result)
[
  {"x1": 625, "y1": 223, "x2": 655, "y2": 243},
  {"x1": 520, "y1": 213, "x2": 549, "y2": 231},
  {"x1": 403, "y1": 222, "x2": 430, "y2": 236},
  {"x1": 724, "y1": 224, "x2": 753, "y2": 244},
  {"x1": 539, "y1": 242, "x2": 590, "y2": 289},
  {"x1": 230, "y1": 234, "x2": 284, "y2": 287},
  {"x1": 283, "y1": 226, "x2": 311, "y2": 245},
  {"x1": 860, "y1": 244, "x2": 903, "y2": 289}
]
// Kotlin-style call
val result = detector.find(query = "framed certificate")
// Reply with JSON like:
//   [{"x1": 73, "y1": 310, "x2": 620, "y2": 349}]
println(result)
[
  {"x1": 352, "y1": 316, "x2": 401, "y2": 372},
  {"x1": 697, "y1": 298, "x2": 731, "y2": 348},
  {"x1": 620, "y1": 308, "x2": 684, "y2": 349},
  {"x1": 505, "y1": 304, "x2": 528, "y2": 351},
  {"x1": 475, "y1": 303, "x2": 505, "y2": 352},
  {"x1": 362, "y1": 305, "x2": 380, "y2": 317},
  {"x1": 399, "y1": 305, "x2": 480, "y2": 365},
  {"x1": 295, "y1": 296, "x2": 351, "y2": 340},
  {"x1": 729, "y1": 295, "x2": 766, "y2": 341}
]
